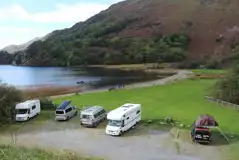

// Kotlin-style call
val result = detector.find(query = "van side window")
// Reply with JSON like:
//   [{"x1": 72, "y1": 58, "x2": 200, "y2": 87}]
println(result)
[
  {"x1": 94, "y1": 112, "x2": 99, "y2": 118},
  {"x1": 32, "y1": 105, "x2": 36, "y2": 110},
  {"x1": 94, "y1": 109, "x2": 105, "y2": 118},
  {"x1": 65, "y1": 107, "x2": 72, "y2": 113},
  {"x1": 136, "y1": 110, "x2": 140, "y2": 114}
]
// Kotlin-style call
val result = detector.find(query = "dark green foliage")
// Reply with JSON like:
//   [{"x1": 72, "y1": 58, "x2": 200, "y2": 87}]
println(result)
[
  {"x1": 16, "y1": 17, "x2": 190, "y2": 66},
  {"x1": 213, "y1": 65, "x2": 239, "y2": 104},
  {"x1": 40, "y1": 98, "x2": 56, "y2": 110},
  {"x1": 0, "y1": 51, "x2": 14, "y2": 64},
  {"x1": 0, "y1": 85, "x2": 23, "y2": 125},
  {"x1": 213, "y1": 48, "x2": 239, "y2": 103}
]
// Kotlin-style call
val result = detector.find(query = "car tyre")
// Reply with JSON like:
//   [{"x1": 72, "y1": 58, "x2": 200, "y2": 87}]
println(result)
[{"x1": 118, "y1": 131, "x2": 122, "y2": 136}]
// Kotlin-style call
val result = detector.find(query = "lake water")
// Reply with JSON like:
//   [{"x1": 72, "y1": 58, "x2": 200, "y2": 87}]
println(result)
[{"x1": 0, "y1": 65, "x2": 166, "y2": 88}]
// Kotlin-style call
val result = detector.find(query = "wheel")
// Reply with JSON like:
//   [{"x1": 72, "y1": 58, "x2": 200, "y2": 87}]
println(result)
[
  {"x1": 66, "y1": 116, "x2": 70, "y2": 121},
  {"x1": 118, "y1": 131, "x2": 122, "y2": 136}
]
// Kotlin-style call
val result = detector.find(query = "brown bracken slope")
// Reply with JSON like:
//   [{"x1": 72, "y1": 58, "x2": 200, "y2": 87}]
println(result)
[{"x1": 97, "y1": 0, "x2": 239, "y2": 60}]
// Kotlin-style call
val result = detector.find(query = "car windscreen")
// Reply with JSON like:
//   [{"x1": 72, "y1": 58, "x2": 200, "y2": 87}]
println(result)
[
  {"x1": 56, "y1": 110, "x2": 64, "y2": 114},
  {"x1": 108, "y1": 120, "x2": 122, "y2": 127},
  {"x1": 16, "y1": 109, "x2": 28, "y2": 114}
]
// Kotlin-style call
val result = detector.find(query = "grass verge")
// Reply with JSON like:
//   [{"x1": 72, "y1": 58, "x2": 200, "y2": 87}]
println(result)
[
  {"x1": 53, "y1": 79, "x2": 239, "y2": 134},
  {"x1": 191, "y1": 69, "x2": 226, "y2": 75},
  {"x1": 0, "y1": 145, "x2": 100, "y2": 160}
]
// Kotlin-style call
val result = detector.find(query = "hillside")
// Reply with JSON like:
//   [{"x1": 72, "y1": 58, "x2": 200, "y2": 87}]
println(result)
[{"x1": 13, "y1": 0, "x2": 239, "y2": 67}]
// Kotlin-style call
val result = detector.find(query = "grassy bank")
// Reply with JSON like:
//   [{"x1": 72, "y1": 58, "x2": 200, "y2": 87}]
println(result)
[
  {"x1": 23, "y1": 86, "x2": 80, "y2": 99},
  {"x1": 0, "y1": 145, "x2": 100, "y2": 160},
  {"x1": 191, "y1": 69, "x2": 226, "y2": 75},
  {"x1": 53, "y1": 79, "x2": 239, "y2": 134}
]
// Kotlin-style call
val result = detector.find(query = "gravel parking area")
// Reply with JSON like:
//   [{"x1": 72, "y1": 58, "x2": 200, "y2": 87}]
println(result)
[{"x1": 0, "y1": 120, "x2": 223, "y2": 160}]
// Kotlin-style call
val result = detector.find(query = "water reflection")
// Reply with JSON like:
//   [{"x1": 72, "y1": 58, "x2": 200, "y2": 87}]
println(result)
[{"x1": 0, "y1": 65, "x2": 169, "y2": 88}]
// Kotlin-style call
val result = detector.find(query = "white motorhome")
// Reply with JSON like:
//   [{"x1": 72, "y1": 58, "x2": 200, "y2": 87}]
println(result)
[
  {"x1": 15, "y1": 99, "x2": 41, "y2": 122},
  {"x1": 106, "y1": 103, "x2": 141, "y2": 136}
]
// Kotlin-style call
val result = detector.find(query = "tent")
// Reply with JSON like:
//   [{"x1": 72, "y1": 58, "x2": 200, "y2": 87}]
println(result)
[{"x1": 194, "y1": 114, "x2": 219, "y2": 127}]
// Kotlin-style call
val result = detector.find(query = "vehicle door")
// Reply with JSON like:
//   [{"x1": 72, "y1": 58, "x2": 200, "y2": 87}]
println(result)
[
  {"x1": 68, "y1": 107, "x2": 74, "y2": 118},
  {"x1": 97, "y1": 110, "x2": 104, "y2": 122},
  {"x1": 64, "y1": 108, "x2": 70, "y2": 118},
  {"x1": 31, "y1": 104, "x2": 37, "y2": 117}
]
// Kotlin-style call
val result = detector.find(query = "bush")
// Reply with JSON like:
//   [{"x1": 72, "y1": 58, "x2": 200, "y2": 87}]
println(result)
[
  {"x1": 0, "y1": 84, "x2": 23, "y2": 125},
  {"x1": 213, "y1": 63, "x2": 239, "y2": 104},
  {"x1": 40, "y1": 98, "x2": 56, "y2": 110}
]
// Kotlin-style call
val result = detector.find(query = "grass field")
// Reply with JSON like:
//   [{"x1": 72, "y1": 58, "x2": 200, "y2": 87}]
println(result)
[
  {"x1": 0, "y1": 145, "x2": 100, "y2": 160},
  {"x1": 53, "y1": 79, "x2": 239, "y2": 134},
  {"x1": 191, "y1": 69, "x2": 226, "y2": 74}
]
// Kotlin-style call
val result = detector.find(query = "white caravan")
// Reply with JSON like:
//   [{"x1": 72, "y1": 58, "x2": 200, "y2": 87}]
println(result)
[
  {"x1": 15, "y1": 99, "x2": 41, "y2": 122},
  {"x1": 106, "y1": 103, "x2": 141, "y2": 136}
]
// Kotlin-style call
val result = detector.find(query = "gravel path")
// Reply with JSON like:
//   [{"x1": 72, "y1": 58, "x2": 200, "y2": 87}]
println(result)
[{"x1": 0, "y1": 121, "x2": 222, "y2": 160}]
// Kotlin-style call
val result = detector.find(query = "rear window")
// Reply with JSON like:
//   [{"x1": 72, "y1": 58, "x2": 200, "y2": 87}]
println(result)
[
  {"x1": 195, "y1": 130, "x2": 210, "y2": 135},
  {"x1": 81, "y1": 114, "x2": 91, "y2": 119},
  {"x1": 56, "y1": 110, "x2": 64, "y2": 114}
]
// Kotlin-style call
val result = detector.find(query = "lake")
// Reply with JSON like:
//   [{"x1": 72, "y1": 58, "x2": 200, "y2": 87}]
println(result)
[{"x1": 0, "y1": 65, "x2": 170, "y2": 89}]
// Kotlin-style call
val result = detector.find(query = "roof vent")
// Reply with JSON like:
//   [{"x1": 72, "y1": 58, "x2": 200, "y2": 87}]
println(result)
[{"x1": 122, "y1": 105, "x2": 133, "y2": 108}]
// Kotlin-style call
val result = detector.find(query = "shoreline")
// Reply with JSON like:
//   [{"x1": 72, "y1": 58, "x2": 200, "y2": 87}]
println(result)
[{"x1": 50, "y1": 69, "x2": 193, "y2": 99}]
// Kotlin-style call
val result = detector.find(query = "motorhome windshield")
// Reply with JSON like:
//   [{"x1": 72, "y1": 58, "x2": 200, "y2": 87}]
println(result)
[
  {"x1": 56, "y1": 110, "x2": 64, "y2": 114},
  {"x1": 108, "y1": 120, "x2": 122, "y2": 127},
  {"x1": 16, "y1": 109, "x2": 29, "y2": 114}
]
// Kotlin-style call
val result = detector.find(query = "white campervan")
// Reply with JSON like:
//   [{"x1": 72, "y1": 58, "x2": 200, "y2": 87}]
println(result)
[
  {"x1": 15, "y1": 99, "x2": 41, "y2": 122},
  {"x1": 106, "y1": 103, "x2": 141, "y2": 136}
]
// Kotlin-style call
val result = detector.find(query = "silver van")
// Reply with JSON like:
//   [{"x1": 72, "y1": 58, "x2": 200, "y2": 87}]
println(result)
[
  {"x1": 80, "y1": 106, "x2": 107, "y2": 127},
  {"x1": 55, "y1": 100, "x2": 77, "y2": 121}
]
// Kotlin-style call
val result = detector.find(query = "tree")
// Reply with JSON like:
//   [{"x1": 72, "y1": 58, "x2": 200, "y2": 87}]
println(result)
[{"x1": 0, "y1": 84, "x2": 23, "y2": 125}]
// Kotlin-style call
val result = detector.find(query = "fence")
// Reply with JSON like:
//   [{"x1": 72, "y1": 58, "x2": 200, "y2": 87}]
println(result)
[{"x1": 205, "y1": 96, "x2": 239, "y2": 109}]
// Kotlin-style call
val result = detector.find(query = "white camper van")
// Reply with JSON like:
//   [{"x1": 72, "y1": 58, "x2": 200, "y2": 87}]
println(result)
[
  {"x1": 15, "y1": 99, "x2": 41, "y2": 122},
  {"x1": 106, "y1": 103, "x2": 141, "y2": 136}
]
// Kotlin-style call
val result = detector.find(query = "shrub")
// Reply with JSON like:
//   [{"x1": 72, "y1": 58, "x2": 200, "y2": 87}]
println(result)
[
  {"x1": 0, "y1": 84, "x2": 23, "y2": 125},
  {"x1": 40, "y1": 98, "x2": 56, "y2": 110}
]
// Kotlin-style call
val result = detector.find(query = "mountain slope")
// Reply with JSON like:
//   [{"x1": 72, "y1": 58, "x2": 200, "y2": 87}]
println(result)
[{"x1": 18, "y1": 0, "x2": 239, "y2": 66}]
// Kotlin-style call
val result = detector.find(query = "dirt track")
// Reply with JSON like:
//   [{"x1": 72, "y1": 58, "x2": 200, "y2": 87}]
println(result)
[{"x1": 0, "y1": 119, "x2": 224, "y2": 160}]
